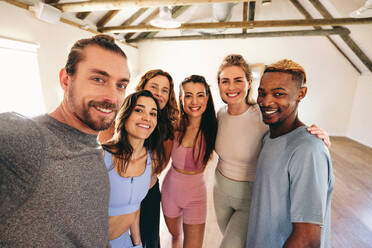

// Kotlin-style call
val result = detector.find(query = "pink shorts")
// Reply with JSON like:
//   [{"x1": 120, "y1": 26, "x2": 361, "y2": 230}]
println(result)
[{"x1": 161, "y1": 167, "x2": 207, "y2": 225}]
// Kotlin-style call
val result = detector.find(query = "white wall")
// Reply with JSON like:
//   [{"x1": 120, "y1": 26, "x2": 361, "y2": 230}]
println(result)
[
  {"x1": 0, "y1": 2, "x2": 138, "y2": 112},
  {"x1": 137, "y1": 36, "x2": 360, "y2": 136},
  {"x1": 348, "y1": 76, "x2": 372, "y2": 147},
  {"x1": 2, "y1": 2, "x2": 371, "y2": 147}
]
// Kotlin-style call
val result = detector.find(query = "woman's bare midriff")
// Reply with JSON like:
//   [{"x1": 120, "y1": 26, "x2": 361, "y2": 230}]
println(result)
[{"x1": 108, "y1": 211, "x2": 138, "y2": 240}]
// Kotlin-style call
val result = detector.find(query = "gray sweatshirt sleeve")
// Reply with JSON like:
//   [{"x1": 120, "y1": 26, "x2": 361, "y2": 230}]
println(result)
[{"x1": 0, "y1": 112, "x2": 44, "y2": 218}]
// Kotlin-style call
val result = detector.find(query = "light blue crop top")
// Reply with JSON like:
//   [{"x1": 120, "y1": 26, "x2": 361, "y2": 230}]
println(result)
[{"x1": 104, "y1": 150, "x2": 152, "y2": 216}]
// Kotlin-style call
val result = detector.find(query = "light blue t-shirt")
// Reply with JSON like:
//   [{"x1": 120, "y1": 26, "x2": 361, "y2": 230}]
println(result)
[{"x1": 246, "y1": 126, "x2": 334, "y2": 248}]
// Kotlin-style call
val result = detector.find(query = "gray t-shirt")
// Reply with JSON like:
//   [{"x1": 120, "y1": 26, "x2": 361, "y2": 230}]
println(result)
[
  {"x1": 0, "y1": 113, "x2": 110, "y2": 247},
  {"x1": 246, "y1": 126, "x2": 334, "y2": 248}
]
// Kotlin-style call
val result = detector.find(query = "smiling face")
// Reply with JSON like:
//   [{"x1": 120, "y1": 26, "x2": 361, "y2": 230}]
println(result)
[
  {"x1": 125, "y1": 96, "x2": 158, "y2": 141},
  {"x1": 143, "y1": 75, "x2": 170, "y2": 110},
  {"x1": 62, "y1": 45, "x2": 130, "y2": 133},
  {"x1": 257, "y1": 71, "x2": 307, "y2": 128},
  {"x1": 180, "y1": 82, "x2": 208, "y2": 119},
  {"x1": 218, "y1": 65, "x2": 250, "y2": 107}
]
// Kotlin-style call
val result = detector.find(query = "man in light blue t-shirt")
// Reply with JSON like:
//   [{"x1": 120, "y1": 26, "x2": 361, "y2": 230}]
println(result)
[{"x1": 246, "y1": 59, "x2": 334, "y2": 248}]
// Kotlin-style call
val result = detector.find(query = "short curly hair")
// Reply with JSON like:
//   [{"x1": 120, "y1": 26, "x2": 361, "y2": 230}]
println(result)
[{"x1": 264, "y1": 59, "x2": 306, "y2": 87}]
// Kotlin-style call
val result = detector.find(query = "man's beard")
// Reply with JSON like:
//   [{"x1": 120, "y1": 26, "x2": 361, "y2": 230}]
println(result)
[
  {"x1": 68, "y1": 84, "x2": 117, "y2": 131},
  {"x1": 77, "y1": 101, "x2": 117, "y2": 131}
]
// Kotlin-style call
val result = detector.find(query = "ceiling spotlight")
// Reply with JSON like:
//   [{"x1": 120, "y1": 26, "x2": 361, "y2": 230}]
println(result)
[
  {"x1": 150, "y1": 6, "x2": 181, "y2": 29},
  {"x1": 350, "y1": 0, "x2": 372, "y2": 18},
  {"x1": 262, "y1": 0, "x2": 272, "y2": 6}
]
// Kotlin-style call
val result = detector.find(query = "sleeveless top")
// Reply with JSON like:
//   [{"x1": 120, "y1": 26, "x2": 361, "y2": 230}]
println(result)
[
  {"x1": 171, "y1": 131, "x2": 205, "y2": 172},
  {"x1": 104, "y1": 150, "x2": 152, "y2": 216}
]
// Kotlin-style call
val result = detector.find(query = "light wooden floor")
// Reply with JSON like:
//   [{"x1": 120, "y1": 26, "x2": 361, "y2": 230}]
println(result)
[
  {"x1": 329, "y1": 136, "x2": 372, "y2": 248},
  {"x1": 159, "y1": 136, "x2": 372, "y2": 248}
]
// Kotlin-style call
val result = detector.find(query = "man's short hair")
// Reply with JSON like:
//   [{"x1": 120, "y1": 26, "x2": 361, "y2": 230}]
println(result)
[
  {"x1": 65, "y1": 35, "x2": 127, "y2": 76},
  {"x1": 264, "y1": 59, "x2": 306, "y2": 87}
]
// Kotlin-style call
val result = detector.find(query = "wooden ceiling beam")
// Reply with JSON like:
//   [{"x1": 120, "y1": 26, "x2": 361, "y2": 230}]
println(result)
[
  {"x1": 309, "y1": 0, "x2": 372, "y2": 72},
  {"x1": 127, "y1": 27, "x2": 350, "y2": 42},
  {"x1": 248, "y1": 1, "x2": 255, "y2": 21},
  {"x1": 102, "y1": 17, "x2": 372, "y2": 33},
  {"x1": 76, "y1": 12, "x2": 91, "y2": 20},
  {"x1": 97, "y1": 8, "x2": 149, "y2": 36},
  {"x1": 290, "y1": 0, "x2": 361, "y2": 74},
  {"x1": 124, "y1": 8, "x2": 160, "y2": 40},
  {"x1": 140, "y1": 6, "x2": 190, "y2": 40},
  {"x1": 3, "y1": 0, "x2": 137, "y2": 49},
  {"x1": 4, "y1": 0, "x2": 29, "y2": 9},
  {"x1": 120, "y1": 8, "x2": 149, "y2": 26},
  {"x1": 58, "y1": 0, "x2": 248, "y2": 12},
  {"x1": 308, "y1": 0, "x2": 333, "y2": 18},
  {"x1": 97, "y1": 10, "x2": 120, "y2": 28},
  {"x1": 242, "y1": 2, "x2": 248, "y2": 33},
  {"x1": 44, "y1": 0, "x2": 59, "y2": 3}
]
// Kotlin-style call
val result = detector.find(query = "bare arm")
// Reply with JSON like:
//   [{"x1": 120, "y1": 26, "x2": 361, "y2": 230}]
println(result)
[
  {"x1": 283, "y1": 223, "x2": 321, "y2": 248},
  {"x1": 129, "y1": 209, "x2": 142, "y2": 246},
  {"x1": 307, "y1": 124, "x2": 331, "y2": 148},
  {"x1": 163, "y1": 139, "x2": 173, "y2": 167}
]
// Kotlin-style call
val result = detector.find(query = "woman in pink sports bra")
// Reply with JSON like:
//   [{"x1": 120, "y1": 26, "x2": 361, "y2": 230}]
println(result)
[{"x1": 161, "y1": 75, "x2": 218, "y2": 248}]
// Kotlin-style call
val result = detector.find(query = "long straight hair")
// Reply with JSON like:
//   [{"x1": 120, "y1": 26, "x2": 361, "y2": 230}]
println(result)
[
  {"x1": 102, "y1": 90, "x2": 166, "y2": 175},
  {"x1": 178, "y1": 75, "x2": 218, "y2": 166}
]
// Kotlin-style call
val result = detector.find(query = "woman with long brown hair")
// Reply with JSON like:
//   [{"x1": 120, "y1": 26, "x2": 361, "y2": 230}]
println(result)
[
  {"x1": 102, "y1": 90, "x2": 165, "y2": 248},
  {"x1": 161, "y1": 75, "x2": 218, "y2": 248}
]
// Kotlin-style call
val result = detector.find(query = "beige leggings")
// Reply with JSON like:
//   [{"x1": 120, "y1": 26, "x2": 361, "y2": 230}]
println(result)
[{"x1": 213, "y1": 169, "x2": 254, "y2": 248}]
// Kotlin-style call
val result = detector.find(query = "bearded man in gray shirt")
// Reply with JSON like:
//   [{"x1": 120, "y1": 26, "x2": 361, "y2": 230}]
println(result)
[{"x1": 0, "y1": 35, "x2": 130, "y2": 247}]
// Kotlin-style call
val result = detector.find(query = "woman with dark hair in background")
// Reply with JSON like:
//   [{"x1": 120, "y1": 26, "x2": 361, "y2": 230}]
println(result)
[
  {"x1": 102, "y1": 90, "x2": 165, "y2": 248},
  {"x1": 161, "y1": 75, "x2": 218, "y2": 248}
]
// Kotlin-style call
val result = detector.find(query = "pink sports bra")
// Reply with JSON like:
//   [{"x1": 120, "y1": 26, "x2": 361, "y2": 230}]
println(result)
[{"x1": 171, "y1": 131, "x2": 205, "y2": 172}]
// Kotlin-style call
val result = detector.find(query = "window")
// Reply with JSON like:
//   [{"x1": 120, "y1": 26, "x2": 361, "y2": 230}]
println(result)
[{"x1": 0, "y1": 37, "x2": 45, "y2": 116}]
